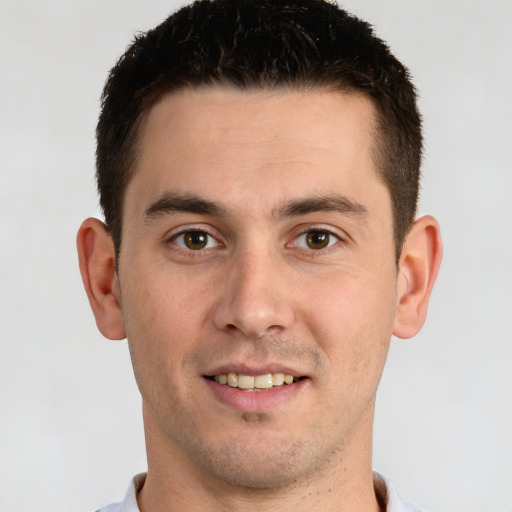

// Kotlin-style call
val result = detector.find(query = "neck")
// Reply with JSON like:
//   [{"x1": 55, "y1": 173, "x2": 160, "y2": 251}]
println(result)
[{"x1": 137, "y1": 403, "x2": 381, "y2": 512}]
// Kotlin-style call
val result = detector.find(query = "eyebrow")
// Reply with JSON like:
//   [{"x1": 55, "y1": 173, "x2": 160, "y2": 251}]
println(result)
[
  {"x1": 144, "y1": 193, "x2": 227, "y2": 219},
  {"x1": 144, "y1": 192, "x2": 368, "y2": 222},
  {"x1": 276, "y1": 195, "x2": 368, "y2": 221}
]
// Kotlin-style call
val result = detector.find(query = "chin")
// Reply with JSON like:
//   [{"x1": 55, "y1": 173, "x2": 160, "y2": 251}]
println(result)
[
  {"x1": 200, "y1": 455, "x2": 305, "y2": 489},
  {"x1": 188, "y1": 430, "x2": 333, "y2": 490}
]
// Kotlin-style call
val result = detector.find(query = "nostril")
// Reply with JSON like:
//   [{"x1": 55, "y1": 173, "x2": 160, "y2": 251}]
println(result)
[{"x1": 212, "y1": 294, "x2": 295, "y2": 338}]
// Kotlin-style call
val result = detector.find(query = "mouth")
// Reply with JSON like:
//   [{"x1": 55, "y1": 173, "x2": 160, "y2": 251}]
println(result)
[
  {"x1": 204, "y1": 372, "x2": 305, "y2": 391},
  {"x1": 203, "y1": 369, "x2": 309, "y2": 412}
]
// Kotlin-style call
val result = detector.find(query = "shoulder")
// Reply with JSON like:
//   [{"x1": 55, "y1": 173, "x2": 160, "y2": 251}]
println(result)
[
  {"x1": 95, "y1": 473, "x2": 146, "y2": 512},
  {"x1": 374, "y1": 472, "x2": 425, "y2": 512},
  {"x1": 95, "y1": 503, "x2": 123, "y2": 512}
]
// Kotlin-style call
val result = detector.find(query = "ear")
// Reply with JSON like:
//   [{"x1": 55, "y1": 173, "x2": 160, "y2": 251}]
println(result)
[
  {"x1": 76, "y1": 218, "x2": 126, "y2": 340},
  {"x1": 393, "y1": 215, "x2": 443, "y2": 339}
]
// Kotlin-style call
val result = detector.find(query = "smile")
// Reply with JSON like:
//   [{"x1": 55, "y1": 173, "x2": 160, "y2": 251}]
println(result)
[
  {"x1": 208, "y1": 372, "x2": 299, "y2": 391},
  {"x1": 204, "y1": 371, "x2": 309, "y2": 412}
]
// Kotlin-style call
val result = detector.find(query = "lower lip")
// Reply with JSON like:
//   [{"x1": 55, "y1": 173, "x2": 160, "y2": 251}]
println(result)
[{"x1": 204, "y1": 378, "x2": 308, "y2": 413}]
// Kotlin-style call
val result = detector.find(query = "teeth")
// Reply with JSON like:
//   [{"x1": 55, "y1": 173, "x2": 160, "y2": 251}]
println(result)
[
  {"x1": 227, "y1": 372, "x2": 238, "y2": 387},
  {"x1": 213, "y1": 372, "x2": 297, "y2": 390},
  {"x1": 237, "y1": 375, "x2": 255, "y2": 389},
  {"x1": 215, "y1": 374, "x2": 227, "y2": 385},
  {"x1": 254, "y1": 374, "x2": 273, "y2": 389},
  {"x1": 272, "y1": 372, "x2": 284, "y2": 386}
]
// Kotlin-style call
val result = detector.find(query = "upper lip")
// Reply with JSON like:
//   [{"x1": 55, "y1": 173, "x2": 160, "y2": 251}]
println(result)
[{"x1": 204, "y1": 363, "x2": 307, "y2": 378}]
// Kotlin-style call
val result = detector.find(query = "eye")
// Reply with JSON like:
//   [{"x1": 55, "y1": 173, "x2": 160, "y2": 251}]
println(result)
[
  {"x1": 172, "y1": 230, "x2": 219, "y2": 251},
  {"x1": 294, "y1": 229, "x2": 340, "y2": 250}
]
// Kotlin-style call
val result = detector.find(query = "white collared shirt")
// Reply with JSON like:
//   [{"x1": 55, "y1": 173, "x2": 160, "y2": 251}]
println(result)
[{"x1": 95, "y1": 472, "x2": 424, "y2": 512}]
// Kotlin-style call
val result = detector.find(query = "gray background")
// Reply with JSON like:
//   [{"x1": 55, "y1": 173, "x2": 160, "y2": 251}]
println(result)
[{"x1": 1, "y1": 1, "x2": 511, "y2": 511}]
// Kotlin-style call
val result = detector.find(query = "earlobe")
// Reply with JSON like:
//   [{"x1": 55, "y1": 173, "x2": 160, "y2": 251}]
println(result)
[
  {"x1": 76, "y1": 218, "x2": 126, "y2": 340},
  {"x1": 393, "y1": 215, "x2": 443, "y2": 339}
]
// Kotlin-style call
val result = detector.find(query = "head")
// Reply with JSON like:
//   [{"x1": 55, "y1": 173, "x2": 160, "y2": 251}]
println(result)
[
  {"x1": 78, "y1": 1, "x2": 442, "y2": 505},
  {"x1": 96, "y1": 0, "x2": 422, "y2": 263}
]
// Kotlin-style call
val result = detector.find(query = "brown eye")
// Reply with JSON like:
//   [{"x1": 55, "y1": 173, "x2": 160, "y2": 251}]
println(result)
[
  {"x1": 294, "y1": 230, "x2": 339, "y2": 250},
  {"x1": 305, "y1": 231, "x2": 330, "y2": 249},
  {"x1": 174, "y1": 231, "x2": 217, "y2": 250}
]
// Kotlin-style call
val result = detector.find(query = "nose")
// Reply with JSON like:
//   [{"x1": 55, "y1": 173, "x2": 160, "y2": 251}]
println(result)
[{"x1": 212, "y1": 249, "x2": 295, "y2": 339}]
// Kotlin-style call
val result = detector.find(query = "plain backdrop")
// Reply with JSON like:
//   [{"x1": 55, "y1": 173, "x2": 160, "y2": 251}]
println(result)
[{"x1": 0, "y1": 1, "x2": 511, "y2": 511}]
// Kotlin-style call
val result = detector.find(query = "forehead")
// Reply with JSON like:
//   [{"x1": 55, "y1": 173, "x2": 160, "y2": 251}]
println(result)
[
  {"x1": 125, "y1": 86, "x2": 388, "y2": 221},
  {"x1": 138, "y1": 86, "x2": 377, "y2": 158}
]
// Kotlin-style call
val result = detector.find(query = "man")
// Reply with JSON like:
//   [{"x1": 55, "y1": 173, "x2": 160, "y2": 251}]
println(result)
[{"x1": 77, "y1": 0, "x2": 442, "y2": 510}]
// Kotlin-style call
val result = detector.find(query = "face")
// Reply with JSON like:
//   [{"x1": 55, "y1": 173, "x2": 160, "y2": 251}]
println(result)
[{"x1": 118, "y1": 87, "x2": 399, "y2": 488}]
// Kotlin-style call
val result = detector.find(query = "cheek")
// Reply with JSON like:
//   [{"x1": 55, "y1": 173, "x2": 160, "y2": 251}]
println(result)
[
  {"x1": 119, "y1": 266, "x2": 215, "y2": 384},
  {"x1": 122, "y1": 259, "x2": 214, "y2": 333},
  {"x1": 299, "y1": 269, "x2": 397, "y2": 372}
]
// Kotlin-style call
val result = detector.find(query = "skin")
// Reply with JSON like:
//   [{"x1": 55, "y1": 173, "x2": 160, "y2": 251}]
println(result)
[{"x1": 77, "y1": 87, "x2": 442, "y2": 511}]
